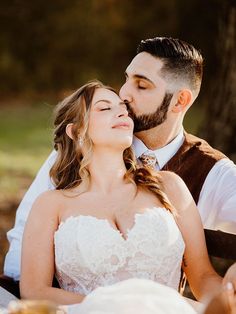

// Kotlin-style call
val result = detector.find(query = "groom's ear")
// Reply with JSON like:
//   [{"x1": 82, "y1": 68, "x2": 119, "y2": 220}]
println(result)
[
  {"x1": 66, "y1": 123, "x2": 74, "y2": 140},
  {"x1": 172, "y1": 89, "x2": 193, "y2": 113}
]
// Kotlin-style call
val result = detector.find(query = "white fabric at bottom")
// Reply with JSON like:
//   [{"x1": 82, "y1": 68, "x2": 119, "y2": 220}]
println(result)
[
  {"x1": 0, "y1": 287, "x2": 18, "y2": 308},
  {"x1": 66, "y1": 278, "x2": 197, "y2": 314}
]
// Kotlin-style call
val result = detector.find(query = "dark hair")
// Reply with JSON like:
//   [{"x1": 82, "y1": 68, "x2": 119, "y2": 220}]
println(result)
[{"x1": 137, "y1": 37, "x2": 203, "y2": 96}]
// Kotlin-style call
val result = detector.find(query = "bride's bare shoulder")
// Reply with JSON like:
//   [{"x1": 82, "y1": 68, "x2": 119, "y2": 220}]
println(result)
[
  {"x1": 34, "y1": 189, "x2": 65, "y2": 204},
  {"x1": 30, "y1": 189, "x2": 66, "y2": 219},
  {"x1": 158, "y1": 170, "x2": 185, "y2": 189},
  {"x1": 158, "y1": 171, "x2": 194, "y2": 211}
]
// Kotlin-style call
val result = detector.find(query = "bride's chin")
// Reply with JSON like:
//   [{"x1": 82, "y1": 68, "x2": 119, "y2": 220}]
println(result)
[
  {"x1": 121, "y1": 136, "x2": 133, "y2": 147},
  {"x1": 121, "y1": 141, "x2": 133, "y2": 150}
]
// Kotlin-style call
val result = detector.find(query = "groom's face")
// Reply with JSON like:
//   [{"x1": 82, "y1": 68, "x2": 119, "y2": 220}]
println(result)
[{"x1": 119, "y1": 52, "x2": 173, "y2": 133}]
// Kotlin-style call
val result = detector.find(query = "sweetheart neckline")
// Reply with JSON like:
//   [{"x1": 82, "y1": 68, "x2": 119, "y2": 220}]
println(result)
[{"x1": 56, "y1": 206, "x2": 171, "y2": 241}]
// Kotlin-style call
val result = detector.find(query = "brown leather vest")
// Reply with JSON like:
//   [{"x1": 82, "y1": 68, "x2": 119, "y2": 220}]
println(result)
[{"x1": 162, "y1": 132, "x2": 227, "y2": 204}]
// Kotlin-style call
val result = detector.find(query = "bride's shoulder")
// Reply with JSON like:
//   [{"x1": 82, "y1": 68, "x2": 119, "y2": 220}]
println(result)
[
  {"x1": 158, "y1": 171, "x2": 193, "y2": 209},
  {"x1": 158, "y1": 170, "x2": 184, "y2": 188},
  {"x1": 31, "y1": 189, "x2": 65, "y2": 218},
  {"x1": 35, "y1": 189, "x2": 64, "y2": 203},
  {"x1": 25, "y1": 190, "x2": 65, "y2": 230}
]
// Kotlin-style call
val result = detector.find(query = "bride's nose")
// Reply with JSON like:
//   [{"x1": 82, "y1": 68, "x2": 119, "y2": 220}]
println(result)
[{"x1": 116, "y1": 106, "x2": 128, "y2": 118}]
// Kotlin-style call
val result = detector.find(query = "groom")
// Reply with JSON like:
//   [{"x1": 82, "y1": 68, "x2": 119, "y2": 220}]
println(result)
[{"x1": 1, "y1": 37, "x2": 236, "y2": 294}]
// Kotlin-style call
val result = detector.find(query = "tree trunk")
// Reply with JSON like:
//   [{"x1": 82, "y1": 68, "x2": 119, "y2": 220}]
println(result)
[{"x1": 200, "y1": 1, "x2": 236, "y2": 162}]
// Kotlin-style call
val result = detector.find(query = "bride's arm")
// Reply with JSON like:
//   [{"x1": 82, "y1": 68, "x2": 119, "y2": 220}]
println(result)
[
  {"x1": 20, "y1": 191, "x2": 85, "y2": 305},
  {"x1": 161, "y1": 171, "x2": 222, "y2": 303}
]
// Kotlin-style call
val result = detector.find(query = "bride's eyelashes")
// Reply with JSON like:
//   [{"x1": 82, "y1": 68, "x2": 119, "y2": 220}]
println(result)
[{"x1": 100, "y1": 107, "x2": 111, "y2": 111}]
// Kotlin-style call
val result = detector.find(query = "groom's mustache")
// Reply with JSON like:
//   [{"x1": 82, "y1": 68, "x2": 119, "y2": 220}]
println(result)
[
  {"x1": 124, "y1": 101, "x2": 135, "y2": 120},
  {"x1": 123, "y1": 92, "x2": 173, "y2": 133}
]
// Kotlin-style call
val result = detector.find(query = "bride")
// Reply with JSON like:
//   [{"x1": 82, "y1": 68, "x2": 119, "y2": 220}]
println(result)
[{"x1": 20, "y1": 80, "x2": 222, "y2": 305}]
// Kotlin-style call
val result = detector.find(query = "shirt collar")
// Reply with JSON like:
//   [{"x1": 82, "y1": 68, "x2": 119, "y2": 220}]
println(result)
[{"x1": 132, "y1": 128, "x2": 185, "y2": 169}]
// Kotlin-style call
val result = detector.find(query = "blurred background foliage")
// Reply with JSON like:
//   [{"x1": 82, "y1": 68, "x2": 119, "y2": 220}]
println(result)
[
  {"x1": 0, "y1": 0, "x2": 235, "y2": 200},
  {"x1": 0, "y1": 0, "x2": 224, "y2": 94},
  {"x1": 0, "y1": 0, "x2": 235, "y2": 270}
]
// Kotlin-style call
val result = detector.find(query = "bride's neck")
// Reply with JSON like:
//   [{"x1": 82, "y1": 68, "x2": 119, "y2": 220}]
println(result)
[{"x1": 88, "y1": 148, "x2": 128, "y2": 194}]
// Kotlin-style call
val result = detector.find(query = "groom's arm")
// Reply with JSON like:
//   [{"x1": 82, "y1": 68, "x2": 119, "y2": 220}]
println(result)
[
  {"x1": 3, "y1": 150, "x2": 57, "y2": 281},
  {"x1": 198, "y1": 158, "x2": 236, "y2": 234}
]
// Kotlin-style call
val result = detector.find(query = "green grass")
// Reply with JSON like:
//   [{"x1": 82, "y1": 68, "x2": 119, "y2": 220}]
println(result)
[
  {"x1": 0, "y1": 103, "x2": 54, "y2": 203},
  {"x1": 0, "y1": 101, "x2": 205, "y2": 203},
  {"x1": 0, "y1": 103, "x2": 53, "y2": 152}
]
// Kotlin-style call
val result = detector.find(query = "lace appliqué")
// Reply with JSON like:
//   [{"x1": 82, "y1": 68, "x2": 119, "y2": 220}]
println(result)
[{"x1": 54, "y1": 207, "x2": 185, "y2": 295}]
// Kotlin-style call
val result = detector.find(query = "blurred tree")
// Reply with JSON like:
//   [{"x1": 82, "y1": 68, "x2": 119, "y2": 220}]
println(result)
[
  {"x1": 0, "y1": 0, "x2": 230, "y2": 115},
  {"x1": 0, "y1": 0, "x2": 182, "y2": 95},
  {"x1": 200, "y1": 0, "x2": 236, "y2": 161}
]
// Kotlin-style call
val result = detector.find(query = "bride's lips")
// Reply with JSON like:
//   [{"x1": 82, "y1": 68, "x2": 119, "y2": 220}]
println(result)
[{"x1": 112, "y1": 121, "x2": 132, "y2": 129}]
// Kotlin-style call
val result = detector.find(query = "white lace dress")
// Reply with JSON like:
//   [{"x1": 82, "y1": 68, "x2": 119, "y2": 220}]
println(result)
[{"x1": 54, "y1": 207, "x2": 185, "y2": 296}]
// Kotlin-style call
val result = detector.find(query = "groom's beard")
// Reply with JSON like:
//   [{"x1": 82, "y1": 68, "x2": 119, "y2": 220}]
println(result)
[{"x1": 127, "y1": 93, "x2": 173, "y2": 133}]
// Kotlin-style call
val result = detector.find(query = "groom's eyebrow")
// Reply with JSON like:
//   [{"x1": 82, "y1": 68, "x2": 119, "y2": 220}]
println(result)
[{"x1": 124, "y1": 71, "x2": 154, "y2": 85}]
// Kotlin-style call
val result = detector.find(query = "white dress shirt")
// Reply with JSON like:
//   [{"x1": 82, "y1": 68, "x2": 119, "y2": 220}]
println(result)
[
  {"x1": 4, "y1": 132, "x2": 236, "y2": 280},
  {"x1": 133, "y1": 130, "x2": 185, "y2": 170}
]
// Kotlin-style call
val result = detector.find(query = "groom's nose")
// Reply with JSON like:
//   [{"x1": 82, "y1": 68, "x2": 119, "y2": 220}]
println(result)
[{"x1": 119, "y1": 82, "x2": 133, "y2": 103}]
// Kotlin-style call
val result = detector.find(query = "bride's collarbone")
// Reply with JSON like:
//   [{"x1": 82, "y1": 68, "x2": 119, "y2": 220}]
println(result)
[{"x1": 60, "y1": 187, "x2": 161, "y2": 223}]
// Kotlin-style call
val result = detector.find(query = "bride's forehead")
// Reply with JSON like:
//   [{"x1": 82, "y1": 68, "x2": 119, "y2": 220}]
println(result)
[{"x1": 92, "y1": 88, "x2": 120, "y2": 103}]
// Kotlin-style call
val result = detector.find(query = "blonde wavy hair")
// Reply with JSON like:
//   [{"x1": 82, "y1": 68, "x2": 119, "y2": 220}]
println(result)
[{"x1": 50, "y1": 80, "x2": 174, "y2": 212}]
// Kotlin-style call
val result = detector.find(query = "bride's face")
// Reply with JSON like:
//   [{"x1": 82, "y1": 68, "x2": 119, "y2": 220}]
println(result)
[{"x1": 88, "y1": 88, "x2": 134, "y2": 150}]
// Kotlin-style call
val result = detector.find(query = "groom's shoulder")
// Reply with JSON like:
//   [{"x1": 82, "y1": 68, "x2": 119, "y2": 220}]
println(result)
[{"x1": 183, "y1": 132, "x2": 227, "y2": 159}]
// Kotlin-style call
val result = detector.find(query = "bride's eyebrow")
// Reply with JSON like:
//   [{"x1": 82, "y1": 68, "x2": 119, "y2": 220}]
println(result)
[{"x1": 94, "y1": 100, "x2": 111, "y2": 106}]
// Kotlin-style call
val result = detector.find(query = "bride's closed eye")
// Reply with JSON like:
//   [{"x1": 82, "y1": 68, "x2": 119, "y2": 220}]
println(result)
[{"x1": 100, "y1": 107, "x2": 111, "y2": 111}]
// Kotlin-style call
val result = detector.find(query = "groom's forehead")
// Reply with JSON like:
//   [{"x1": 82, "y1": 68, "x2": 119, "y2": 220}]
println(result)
[{"x1": 126, "y1": 52, "x2": 163, "y2": 77}]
